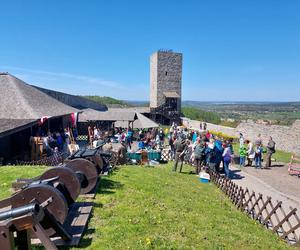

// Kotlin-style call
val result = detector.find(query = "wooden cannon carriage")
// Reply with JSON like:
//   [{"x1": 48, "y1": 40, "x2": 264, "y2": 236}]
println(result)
[{"x1": 1, "y1": 158, "x2": 98, "y2": 249}]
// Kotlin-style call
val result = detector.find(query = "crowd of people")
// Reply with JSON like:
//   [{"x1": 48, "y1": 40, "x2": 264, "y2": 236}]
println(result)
[
  {"x1": 88, "y1": 125, "x2": 168, "y2": 151},
  {"x1": 166, "y1": 124, "x2": 277, "y2": 178},
  {"x1": 239, "y1": 133, "x2": 276, "y2": 169},
  {"x1": 169, "y1": 124, "x2": 234, "y2": 178},
  {"x1": 37, "y1": 128, "x2": 73, "y2": 157},
  {"x1": 86, "y1": 123, "x2": 277, "y2": 179}
]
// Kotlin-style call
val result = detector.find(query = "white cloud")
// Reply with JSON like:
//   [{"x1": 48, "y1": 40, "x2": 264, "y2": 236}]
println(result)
[
  {"x1": 1, "y1": 65, "x2": 120, "y2": 88},
  {"x1": 0, "y1": 65, "x2": 149, "y2": 100}
]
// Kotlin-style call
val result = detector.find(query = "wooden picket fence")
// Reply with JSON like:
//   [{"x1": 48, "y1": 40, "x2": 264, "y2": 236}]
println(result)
[{"x1": 209, "y1": 171, "x2": 300, "y2": 246}]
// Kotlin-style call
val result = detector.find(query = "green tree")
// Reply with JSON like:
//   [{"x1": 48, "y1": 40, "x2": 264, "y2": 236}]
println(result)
[{"x1": 182, "y1": 107, "x2": 221, "y2": 124}]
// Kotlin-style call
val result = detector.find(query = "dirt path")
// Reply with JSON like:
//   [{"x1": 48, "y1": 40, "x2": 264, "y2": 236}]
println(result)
[{"x1": 230, "y1": 164, "x2": 300, "y2": 209}]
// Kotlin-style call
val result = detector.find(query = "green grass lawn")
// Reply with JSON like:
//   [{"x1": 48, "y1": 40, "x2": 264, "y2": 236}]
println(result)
[
  {"x1": 0, "y1": 165, "x2": 48, "y2": 199},
  {"x1": 0, "y1": 164, "x2": 291, "y2": 249}
]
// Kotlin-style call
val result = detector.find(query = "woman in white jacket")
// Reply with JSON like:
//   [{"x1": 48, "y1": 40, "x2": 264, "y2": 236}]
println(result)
[{"x1": 245, "y1": 140, "x2": 255, "y2": 166}]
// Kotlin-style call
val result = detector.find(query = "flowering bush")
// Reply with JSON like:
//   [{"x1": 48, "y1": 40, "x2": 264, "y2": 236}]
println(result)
[{"x1": 209, "y1": 130, "x2": 238, "y2": 142}]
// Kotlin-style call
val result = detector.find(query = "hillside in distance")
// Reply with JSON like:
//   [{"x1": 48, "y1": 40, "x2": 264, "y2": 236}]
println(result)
[
  {"x1": 82, "y1": 96, "x2": 300, "y2": 126},
  {"x1": 82, "y1": 96, "x2": 131, "y2": 108},
  {"x1": 182, "y1": 101, "x2": 300, "y2": 125}
]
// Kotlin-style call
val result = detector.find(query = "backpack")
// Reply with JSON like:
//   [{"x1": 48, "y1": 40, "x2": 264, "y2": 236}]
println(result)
[{"x1": 194, "y1": 144, "x2": 206, "y2": 158}]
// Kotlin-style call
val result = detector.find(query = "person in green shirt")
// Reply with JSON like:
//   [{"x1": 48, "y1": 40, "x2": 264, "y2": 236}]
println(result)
[{"x1": 239, "y1": 143, "x2": 247, "y2": 167}]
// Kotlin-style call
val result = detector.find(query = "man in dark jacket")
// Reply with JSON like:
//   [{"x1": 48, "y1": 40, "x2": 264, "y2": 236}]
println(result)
[
  {"x1": 194, "y1": 139, "x2": 206, "y2": 174},
  {"x1": 265, "y1": 136, "x2": 276, "y2": 168},
  {"x1": 172, "y1": 136, "x2": 187, "y2": 173}
]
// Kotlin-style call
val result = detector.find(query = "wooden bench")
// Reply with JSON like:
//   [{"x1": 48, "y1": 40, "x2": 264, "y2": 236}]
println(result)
[{"x1": 288, "y1": 155, "x2": 300, "y2": 176}]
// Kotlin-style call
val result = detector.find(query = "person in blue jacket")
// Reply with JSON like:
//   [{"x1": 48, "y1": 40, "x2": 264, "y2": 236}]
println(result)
[
  {"x1": 214, "y1": 137, "x2": 224, "y2": 173},
  {"x1": 205, "y1": 139, "x2": 218, "y2": 172}
]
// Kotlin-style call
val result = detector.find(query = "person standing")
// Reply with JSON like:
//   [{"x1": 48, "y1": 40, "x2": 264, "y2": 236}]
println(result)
[
  {"x1": 159, "y1": 128, "x2": 165, "y2": 146},
  {"x1": 192, "y1": 130, "x2": 198, "y2": 143},
  {"x1": 126, "y1": 127, "x2": 133, "y2": 150},
  {"x1": 239, "y1": 143, "x2": 247, "y2": 167},
  {"x1": 255, "y1": 134, "x2": 262, "y2": 146},
  {"x1": 173, "y1": 136, "x2": 187, "y2": 173},
  {"x1": 194, "y1": 138, "x2": 206, "y2": 175},
  {"x1": 87, "y1": 126, "x2": 94, "y2": 146},
  {"x1": 205, "y1": 138, "x2": 218, "y2": 172},
  {"x1": 265, "y1": 136, "x2": 276, "y2": 168},
  {"x1": 239, "y1": 133, "x2": 244, "y2": 148},
  {"x1": 255, "y1": 143, "x2": 263, "y2": 169},
  {"x1": 222, "y1": 143, "x2": 232, "y2": 178},
  {"x1": 246, "y1": 140, "x2": 255, "y2": 166}
]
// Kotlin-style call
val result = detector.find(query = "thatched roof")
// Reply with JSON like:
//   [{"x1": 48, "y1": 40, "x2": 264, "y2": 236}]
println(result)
[
  {"x1": 0, "y1": 73, "x2": 79, "y2": 119},
  {"x1": 0, "y1": 118, "x2": 37, "y2": 138},
  {"x1": 78, "y1": 108, "x2": 137, "y2": 122},
  {"x1": 115, "y1": 112, "x2": 158, "y2": 129}
]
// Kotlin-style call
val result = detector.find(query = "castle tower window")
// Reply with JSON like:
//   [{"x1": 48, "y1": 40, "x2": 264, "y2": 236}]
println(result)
[{"x1": 165, "y1": 71, "x2": 168, "y2": 76}]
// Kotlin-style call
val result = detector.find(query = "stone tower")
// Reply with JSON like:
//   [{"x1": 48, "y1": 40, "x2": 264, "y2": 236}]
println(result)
[{"x1": 150, "y1": 50, "x2": 182, "y2": 113}]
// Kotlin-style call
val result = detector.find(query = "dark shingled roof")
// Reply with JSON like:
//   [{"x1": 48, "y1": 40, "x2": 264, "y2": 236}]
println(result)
[
  {"x1": 78, "y1": 108, "x2": 158, "y2": 129},
  {"x1": 0, "y1": 118, "x2": 37, "y2": 138},
  {"x1": 0, "y1": 73, "x2": 79, "y2": 120},
  {"x1": 33, "y1": 86, "x2": 107, "y2": 111},
  {"x1": 115, "y1": 112, "x2": 159, "y2": 129},
  {"x1": 78, "y1": 108, "x2": 137, "y2": 122},
  {"x1": 108, "y1": 107, "x2": 151, "y2": 114}
]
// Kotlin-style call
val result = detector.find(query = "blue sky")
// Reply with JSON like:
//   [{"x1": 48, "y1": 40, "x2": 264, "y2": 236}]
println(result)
[{"x1": 1, "y1": 0, "x2": 300, "y2": 101}]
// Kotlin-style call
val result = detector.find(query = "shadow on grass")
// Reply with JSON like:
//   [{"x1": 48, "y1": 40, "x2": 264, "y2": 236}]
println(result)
[
  {"x1": 180, "y1": 170, "x2": 196, "y2": 175},
  {"x1": 97, "y1": 178, "x2": 124, "y2": 195}
]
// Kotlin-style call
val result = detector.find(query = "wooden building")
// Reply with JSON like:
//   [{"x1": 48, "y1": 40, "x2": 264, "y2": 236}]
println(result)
[{"x1": 0, "y1": 73, "x2": 79, "y2": 163}]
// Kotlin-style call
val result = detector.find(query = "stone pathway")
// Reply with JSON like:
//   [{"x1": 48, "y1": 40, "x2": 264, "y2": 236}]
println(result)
[{"x1": 230, "y1": 164, "x2": 300, "y2": 210}]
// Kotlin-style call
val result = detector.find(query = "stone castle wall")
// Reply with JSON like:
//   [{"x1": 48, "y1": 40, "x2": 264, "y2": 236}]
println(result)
[
  {"x1": 183, "y1": 118, "x2": 300, "y2": 155},
  {"x1": 236, "y1": 120, "x2": 300, "y2": 155},
  {"x1": 150, "y1": 51, "x2": 182, "y2": 111}
]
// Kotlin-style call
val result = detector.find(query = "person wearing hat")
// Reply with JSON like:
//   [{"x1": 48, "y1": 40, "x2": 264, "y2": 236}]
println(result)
[{"x1": 172, "y1": 136, "x2": 187, "y2": 173}]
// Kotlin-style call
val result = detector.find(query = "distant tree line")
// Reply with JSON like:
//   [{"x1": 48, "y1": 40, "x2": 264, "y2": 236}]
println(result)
[
  {"x1": 182, "y1": 107, "x2": 221, "y2": 124},
  {"x1": 83, "y1": 96, "x2": 130, "y2": 107}
]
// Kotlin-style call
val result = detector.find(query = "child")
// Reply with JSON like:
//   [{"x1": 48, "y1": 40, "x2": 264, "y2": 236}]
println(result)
[
  {"x1": 239, "y1": 143, "x2": 247, "y2": 167},
  {"x1": 255, "y1": 144, "x2": 263, "y2": 169}
]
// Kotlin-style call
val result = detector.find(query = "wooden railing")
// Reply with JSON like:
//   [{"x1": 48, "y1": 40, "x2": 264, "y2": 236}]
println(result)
[{"x1": 209, "y1": 171, "x2": 300, "y2": 246}]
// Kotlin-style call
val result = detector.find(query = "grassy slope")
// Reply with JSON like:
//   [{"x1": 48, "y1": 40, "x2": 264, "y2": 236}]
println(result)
[
  {"x1": 0, "y1": 165, "x2": 290, "y2": 249},
  {"x1": 83, "y1": 164, "x2": 289, "y2": 249},
  {"x1": 0, "y1": 166, "x2": 48, "y2": 199}
]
